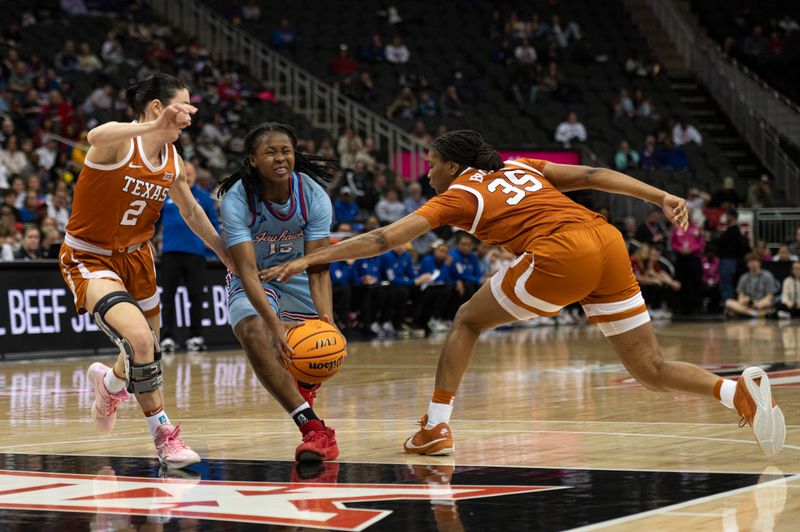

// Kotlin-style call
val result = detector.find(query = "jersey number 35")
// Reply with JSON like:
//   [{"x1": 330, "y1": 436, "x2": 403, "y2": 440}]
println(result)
[{"x1": 487, "y1": 170, "x2": 543, "y2": 205}]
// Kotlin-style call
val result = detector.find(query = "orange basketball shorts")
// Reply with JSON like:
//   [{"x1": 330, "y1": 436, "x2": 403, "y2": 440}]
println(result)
[
  {"x1": 58, "y1": 241, "x2": 160, "y2": 318},
  {"x1": 489, "y1": 219, "x2": 649, "y2": 336}
]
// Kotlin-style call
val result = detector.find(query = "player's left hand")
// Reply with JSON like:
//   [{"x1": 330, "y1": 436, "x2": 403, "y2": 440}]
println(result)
[
  {"x1": 662, "y1": 194, "x2": 689, "y2": 230},
  {"x1": 260, "y1": 258, "x2": 309, "y2": 283},
  {"x1": 319, "y1": 314, "x2": 345, "y2": 347}
]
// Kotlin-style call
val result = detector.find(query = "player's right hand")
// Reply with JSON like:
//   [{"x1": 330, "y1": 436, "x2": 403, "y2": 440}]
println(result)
[
  {"x1": 155, "y1": 103, "x2": 197, "y2": 131},
  {"x1": 268, "y1": 320, "x2": 295, "y2": 366},
  {"x1": 662, "y1": 194, "x2": 689, "y2": 230}
]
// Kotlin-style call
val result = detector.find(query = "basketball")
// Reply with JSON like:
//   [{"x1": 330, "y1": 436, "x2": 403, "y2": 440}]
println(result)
[{"x1": 285, "y1": 320, "x2": 347, "y2": 383}]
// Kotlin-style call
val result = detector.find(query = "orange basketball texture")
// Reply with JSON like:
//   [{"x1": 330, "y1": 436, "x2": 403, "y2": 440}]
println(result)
[{"x1": 285, "y1": 320, "x2": 346, "y2": 383}]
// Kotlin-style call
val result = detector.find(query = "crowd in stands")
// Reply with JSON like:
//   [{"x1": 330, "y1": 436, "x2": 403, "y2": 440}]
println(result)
[{"x1": 2, "y1": 2, "x2": 800, "y2": 339}]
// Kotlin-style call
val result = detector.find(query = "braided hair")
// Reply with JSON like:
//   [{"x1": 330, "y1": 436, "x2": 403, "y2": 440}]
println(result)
[
  {"x1": 431, "y1": 130, "x2": 502, "y2": 172},
  {"x1": 217, "y1": 122, "x2": 338, "y2": 201}
]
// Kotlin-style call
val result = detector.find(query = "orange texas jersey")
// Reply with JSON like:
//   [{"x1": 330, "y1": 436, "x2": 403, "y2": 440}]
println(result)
[
  {"x1": 66, "y1": 136, "x2": 180, "y2": 252},
  {"x1": 415, "y1": 158, "x2": 602, "y2": 255}
]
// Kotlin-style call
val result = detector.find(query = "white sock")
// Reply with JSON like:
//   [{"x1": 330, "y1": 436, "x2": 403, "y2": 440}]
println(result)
[
  {"x1": 103, "y1": 367, "x2": 126, "y2": 393},
  {"x1": 289, "y1": 402, "x2": 311, "y2": 418},
  {"x1": 146, "y1": 409, "x2": 172, "y2": 436},
  {"x1": 425, "y1": 401, "x2": 453, "y2": 429},
  {"x1": 719, "y1": 379, "x2": 736, "y2": 409}
]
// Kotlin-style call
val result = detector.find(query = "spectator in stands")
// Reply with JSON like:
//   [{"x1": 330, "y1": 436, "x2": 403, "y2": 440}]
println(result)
[
  {"x1": 671, "y1": 220, "x2": 705, "y2": 314},
  {"x1": 773, "y1": 243, "x2": 798, "y2": 262},
  {"x1": 510, "y1": 62, "x2": 540, "y2": 110},
  {"x1": 554, "y1": 111, "x2": 587, "y2": 146},
  {"x1": 47, "y1": 188, "x2": 70, "y2": 232},
  {"x1": 1, "y1": 136, "x2": 28, "y2": 177},
  {"x1": 54, "y1": 40, "x2": 78, "y2": 72},
  {"x1": 353, "y1": 254, "x2": 388, "y2": 337},
  {"x1": 778, "y1": 14, "x2": 799, "y2": 34},
  {"x1": 271, "y1": 18, "x2": 297, "y2": 51},
  {"x1": 440, "y1": 85, "x2": 463, "y2": 118},
  {"x1": 330, "y1": 256, "x2": 357, "y2": 332},
  {"x1": 635, "y1": 209, "x2": 666, "y2": 245},
  {"x1": 658, "y1": 138, "x2": 688, "y2": 170},
  {"x1": 672, "y1": 119, "x2": 703, "y2": 146},
  {"x1": 242, "y1": 0, "x2": 261, "y2": 21},
  {"x1": 414, "y1": 241, "x2": 454, "y2": 334},
  {"x1": 375, "y1": 188, "x2": 405, "y2": 224},
  {"x1": 771, "y1": 261, "x2": 800, "y2": 318},
  {"x1": 789, "y1": 227, "x2": 800, "y2": 257},
  {"x1": 385, "y1": 36, "x2": 410, "y2": 64},
  {"x1": 448, "y1": 234, "x2": 483, "y2": 318},
  {"x1": 35, "y1": 137, "x2": 58, "y2": 172},
  {"x1": 404, "y1": 182, "x2": 426, "y2": 214},
  {"x1": 550, "y1": 14, "x2": 581, "y2": 48},
  {"x1": 333, "y1": 187, "x2": 363, "y2": 225},
  {"x1": 18, "y1": 190, "x2": 41, "y2": 224},
  {"x1": 361, "y1": 34, "x2": 385, "y2": 63},
  {"x1": 685, "y1": 186, "x2": 710, "y2": 223},
  {"x1": 743, "y1": 25, "x2": 768, "y2": 58},
  {"x1": 633, "y1": 89, "x2": 652, "y2": 118},
  {"x1": 752, "y1": 238, "x2": 772, "y2": 263},
  {"x1": 76, "y1": 42, "x2": 102, "y2": 73},
  {"x1": 631, "y1": 242, "x2": 679, "y2": 319},
  {"x1": 417, "y1": 90, "x2": 438, "y2": 117},
  {"x1": 13, "y1": 224, "x2": 41, "y2": 260},
  {"x1": 725, "y1": 253, "x2": 776, "y2": 318},
  {"x1": 330, "y1": 43, "x2": 357, "y2": 77},
  {"x1": 491, "y1": 38, "x2": 514, "y2": 65},
  {"x1": 411, "y1": 120, "x2": 432, "y2": 146},
  {"x1": 613, "y1": 88, "x2": 634, "y2": 118},
  {"x1": 379, "y1": 244, "x2": 416, "y2": 335},
  {"x1": 196, "y1": 133, "x2": 227, "y2": 177},
  {"x1": 386, "y1": 86, "x2": 417, "y2": 120},
  {"x1": 710, "y1": 176, "x2": 742, "y2": 208},
  {"x1": 614, "y1": 139, "x2": 639, "y2": 171},
  {"x1": 639, "y1": 134, "x2": 659, "y2": 170},
  {"x1": 354, "y1": 71, "x2": 378, "y2": 104},
  {"x1": 101, "y1": 31, "x2": 124, "y2": 67},
  {"x1": 514, "y1": 38, "x2": 537, "y2": 65},
  {"x1": 746, "y1": 174, "x2": 774, "y2": 208}
]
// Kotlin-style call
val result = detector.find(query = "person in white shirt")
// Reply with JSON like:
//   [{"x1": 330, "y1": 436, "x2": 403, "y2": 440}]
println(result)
[
  {"x1": 672, "y1": 119, "x2": 703, "y2": 146},
  {"x1": 35, "y1": 137, "x2": 58, "y2": 171},
  {"x1": 514, "y1": 38, "x2": 537, "y2": 64},
  {"x1": 774, "y1": 261, "x2": 800, "y2": 318},
  {"x1": 385, "y1": 36, "x2": 410, "y2": 64},
  {"x1": 554, "y1": 112, "x2": 587, "y2": 146},
  {"x1": 375, "y1": 188, "x2": 406, "y2": 224}
]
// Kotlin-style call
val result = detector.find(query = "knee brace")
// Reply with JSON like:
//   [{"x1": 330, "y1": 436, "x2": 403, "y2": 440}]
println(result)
[{"x1": 93, "y1": 291, "x2": 163, "y2": 394}]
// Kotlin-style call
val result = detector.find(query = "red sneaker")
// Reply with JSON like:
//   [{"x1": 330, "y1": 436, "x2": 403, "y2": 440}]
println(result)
[
  {"x1": 295, "y1": 422, "x2": 339, "y2": 462},
  {"x1": 296, "y1": 381, "x2": 321, "y2": 408}
]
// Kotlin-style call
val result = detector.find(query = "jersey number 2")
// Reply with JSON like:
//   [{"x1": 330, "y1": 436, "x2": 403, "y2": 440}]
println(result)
[
  {"x1": 487, "y1": 170, "x2": 543, "y2": 205},
  {"x1": 120, "y1": 200, "x2": 146, "y2": 226}
]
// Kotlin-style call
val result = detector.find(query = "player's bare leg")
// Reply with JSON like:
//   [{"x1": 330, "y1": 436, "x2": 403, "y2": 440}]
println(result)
[
  {"x1": 608, "y1": 322, "x2": 784, "y2": 455},
  {"x1": 405, "y1": 282, "x2": 515, "y2": 455},
  {"x1": 84, "y1": 279, "x2": 199, "y2": 468},
  {"x1": 235, "y1": 316, "x2": 338, "y2": 462}
]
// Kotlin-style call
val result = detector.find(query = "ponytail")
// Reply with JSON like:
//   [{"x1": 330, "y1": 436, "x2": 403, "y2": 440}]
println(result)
[
  {"x1": 126, "y1": 73, "x2": 187, "y2": 118},
  {"x1": 431, "y1": 130, "x2": 502, "y2": 171}
]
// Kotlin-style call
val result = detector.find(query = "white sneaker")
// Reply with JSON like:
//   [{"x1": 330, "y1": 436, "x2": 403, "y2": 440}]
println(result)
[
  {"x1": 558, "y1": 309, "x2": 575, "y2": 325},
  {"x1": 160, "y1": 337, "x2": 176, "y2": 353},
  {"x1": 734, "y1": 367, "x2": 785, "y2": 457},
  {"x1": 185, "y1": 336, "x2": 206, "y2": 352},
  {"x1": 428, "y1": 319, "x2": 449, "y2": 333},
  {"x1": 382, "y1": 322, "x2": 396, "y2": 336},
  {"x1": 370, "y1": 322, "x2": 385, "y2": 337},
  {"x1": 777, "y1": 310, "x2": 792, "y2": 320}
]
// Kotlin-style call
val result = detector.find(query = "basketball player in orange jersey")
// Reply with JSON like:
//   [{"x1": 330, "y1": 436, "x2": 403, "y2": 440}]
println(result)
[
  {"x1": 59, "y1": 73, "x2": 235, "y2": 469},
  {"x1": 265, "y1": 130, "x2": 785, "y2": 457}
]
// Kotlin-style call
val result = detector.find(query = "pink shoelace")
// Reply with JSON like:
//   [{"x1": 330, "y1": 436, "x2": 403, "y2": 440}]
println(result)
[
  {"x1": 98, "y1": 390, "x2": 127, "y2": 417},
  {"x1": 157, "y1": 424, "x2": 188, "y2": 453}
]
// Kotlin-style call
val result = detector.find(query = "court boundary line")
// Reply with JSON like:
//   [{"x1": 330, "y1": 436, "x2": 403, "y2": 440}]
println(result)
[
  {"x1": 570, "y1": 473, "x2": 800, "y2": 530},
  {"x1": 0, "y1": 449, "x2": 796, "y2": 476}
]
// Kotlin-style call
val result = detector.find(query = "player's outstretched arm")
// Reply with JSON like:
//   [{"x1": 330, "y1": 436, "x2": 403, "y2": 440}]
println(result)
[
  {"x1": 87, "y1": 103, "x2": 197, "y2": 147},
  {"x1": 262, "y1": 214, "x2": 432, "y2": 283},
  {"x1": 543, "y1": 162, "x2": 688, "y2": 229},
  {"x1": 171, "y1": 158, "x2": 237, "y2": 273}
]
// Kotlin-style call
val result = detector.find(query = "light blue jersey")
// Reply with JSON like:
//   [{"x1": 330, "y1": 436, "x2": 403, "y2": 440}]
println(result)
[{"x1": 221, "y1": 172, "x2": 332, "y2": 328}]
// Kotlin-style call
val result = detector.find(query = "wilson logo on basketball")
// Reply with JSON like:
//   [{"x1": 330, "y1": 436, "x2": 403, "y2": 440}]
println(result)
[{"x1": 307, "y1": 356, "x2": 344, "y2": 371}]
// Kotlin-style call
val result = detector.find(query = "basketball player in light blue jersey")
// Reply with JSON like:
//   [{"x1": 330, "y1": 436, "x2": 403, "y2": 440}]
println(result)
[{"x1": 218, "y1": 123, "x2": 339, "y2": 462}]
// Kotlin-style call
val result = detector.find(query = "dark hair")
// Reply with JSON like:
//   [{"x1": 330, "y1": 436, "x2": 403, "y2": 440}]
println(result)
[
  {"x1": 745, "y1": 252, "x2": 761, "y2": 263},
  {"x1": 217, "y1": 122, "x2": 338, "y2": 201},
  {"x1": 126, "y1": 73, "x2": 187, "y2": 117},
  {"x1": 431, "y1": 130, "x2": 502, "y2": 171}
]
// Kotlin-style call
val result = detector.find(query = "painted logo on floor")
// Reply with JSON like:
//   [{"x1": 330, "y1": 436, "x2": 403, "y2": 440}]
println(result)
[{"x1": 0, "y1": 469, "x2": 562, "y2": 531}]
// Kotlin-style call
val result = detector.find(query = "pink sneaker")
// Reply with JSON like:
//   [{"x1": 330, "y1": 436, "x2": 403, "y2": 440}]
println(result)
[
  {"x1": 297, "y1": 381, "x2": 321, "y2": 408},
  {"x1": 154, "y1": 424, "x2": 201, "y2": 469},
  {"x1": 87, "y1": 362, "x2": 129, "y2": 433}
]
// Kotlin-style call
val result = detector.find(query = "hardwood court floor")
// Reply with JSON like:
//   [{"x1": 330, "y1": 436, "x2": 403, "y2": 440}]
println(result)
[{"x1": 0, "y1": 320, "x2": 798, "y2": 530}]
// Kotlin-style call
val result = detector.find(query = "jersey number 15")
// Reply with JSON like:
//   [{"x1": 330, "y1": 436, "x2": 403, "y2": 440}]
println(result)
[{"x1": 487, "y1": 170, "x2": 543, "y2": 205}]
